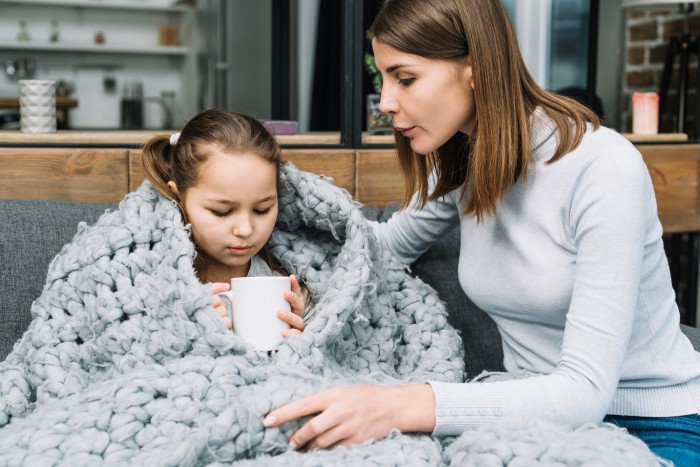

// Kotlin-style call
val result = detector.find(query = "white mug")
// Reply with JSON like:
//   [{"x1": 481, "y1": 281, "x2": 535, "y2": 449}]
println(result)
[{"x1": 219, "y1": 276, "x2": 291, "y2": 351}]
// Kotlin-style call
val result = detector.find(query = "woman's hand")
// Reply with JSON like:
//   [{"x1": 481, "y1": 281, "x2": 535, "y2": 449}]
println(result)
[
  {"x1": 211, "y1": 282, "x2": 232, "y2": 329},
  {"x1": 279, "y1": 274, "x2": 305, "y2": 336},
  {"x1": 262, "y1": 384, "x2": 436, "y2": 450}
]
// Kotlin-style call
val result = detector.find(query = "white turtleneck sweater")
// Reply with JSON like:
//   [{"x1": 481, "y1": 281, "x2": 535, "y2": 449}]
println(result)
[{"x1": 373, "y1": 110, "x2": 700, "y2": 435}]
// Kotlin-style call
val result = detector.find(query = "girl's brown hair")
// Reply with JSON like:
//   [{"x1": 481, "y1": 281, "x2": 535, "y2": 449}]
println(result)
[
  {"x1": 142, "y1": 109, "x2": 282, "y2": 207},
  {"x1": 367, "y1": 0, "x2": 600, "y2": 221},
  {"x1": 141, "y1": 109, "x2": 290, "y2": 281}
]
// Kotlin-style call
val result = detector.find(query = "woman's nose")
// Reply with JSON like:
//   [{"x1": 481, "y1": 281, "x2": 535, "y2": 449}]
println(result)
[{"x1": 378, "y1": 88, "x2": 396, "y2": 116}]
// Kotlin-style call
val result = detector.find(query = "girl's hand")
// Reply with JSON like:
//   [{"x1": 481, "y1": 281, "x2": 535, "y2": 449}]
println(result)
[
  {"x1": 262, "y1": 384, "x2": 436, "y2": 450},
  {"x1": 211, "y1": 282, "x2": 231, "y2": 330},
  {"x1": 279, "y1": 274, "x2": 305, "y2": 336}
]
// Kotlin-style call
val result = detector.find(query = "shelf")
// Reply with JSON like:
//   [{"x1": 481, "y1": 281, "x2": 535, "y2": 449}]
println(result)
[
  {"x1": 621, "y1": 133, "x2": 689, "y2": 143},
  {"x1": 0, "y1": 42, "x2": 189, "y2": 55},
  {"x1": 0, "y1": 130, "x2": 343, "y2": 146},
  {"x1": 0, "y1": 0, "x2": 190, "y2": 13}
]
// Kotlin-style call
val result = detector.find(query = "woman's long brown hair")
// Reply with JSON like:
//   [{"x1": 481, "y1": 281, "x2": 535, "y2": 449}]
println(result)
[{"x1": 368, "y1": 0, "x2": 600, "y2": 221}]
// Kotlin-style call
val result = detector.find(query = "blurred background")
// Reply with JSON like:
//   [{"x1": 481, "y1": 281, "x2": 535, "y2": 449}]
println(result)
[{"x1": 0, "y1": 0, "x2": 696, "y2": 139}]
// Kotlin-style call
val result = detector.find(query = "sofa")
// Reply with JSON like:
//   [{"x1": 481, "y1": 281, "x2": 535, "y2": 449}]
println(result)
[{"x1": 1, "y1": 197, "x2": 699, "y2": 378}]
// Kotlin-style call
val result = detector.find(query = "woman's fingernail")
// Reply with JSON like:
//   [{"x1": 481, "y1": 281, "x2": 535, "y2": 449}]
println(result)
[
  {"x1": 288, "y1": 440, "x2": 297, "y2": 450},
  {"x1": 263, "y1": 415, "x2": 276, "y2": 427}
]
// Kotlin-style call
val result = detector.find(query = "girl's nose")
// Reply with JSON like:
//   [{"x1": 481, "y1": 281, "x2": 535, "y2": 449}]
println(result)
[{"x1": 232, "y1": 217, "x2": 253, "y2": 237}]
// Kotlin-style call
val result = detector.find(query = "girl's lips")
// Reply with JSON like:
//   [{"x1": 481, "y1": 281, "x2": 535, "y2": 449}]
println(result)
[{"x1": 228, "y1": 246, "x2": 253, "y2": 255}]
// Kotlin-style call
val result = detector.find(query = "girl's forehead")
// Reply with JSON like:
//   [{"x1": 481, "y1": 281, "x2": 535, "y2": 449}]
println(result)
[{"x1": 194, "y1": 152, "x2": 277, "y2": 195}]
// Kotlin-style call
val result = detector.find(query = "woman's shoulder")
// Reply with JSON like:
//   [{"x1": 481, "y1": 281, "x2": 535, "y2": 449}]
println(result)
[{"x1": 565, "y1": 126, "x2": 652, "y2": 196}]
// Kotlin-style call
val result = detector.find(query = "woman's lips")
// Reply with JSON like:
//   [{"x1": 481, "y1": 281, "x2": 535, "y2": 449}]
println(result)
[
  {"x1": 228, "y1": 246, "x2": 253, "y2": 255},
  {"x1": 396, "y1": 126, "x2": 415, "y2": 137}
]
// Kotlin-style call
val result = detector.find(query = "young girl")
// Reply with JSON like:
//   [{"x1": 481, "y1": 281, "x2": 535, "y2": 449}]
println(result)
[
  {"x1": 264, "y1": 0, "x2": 700, "y2": 463},
  {"x1": 141, "y1": 109, "x2": 306, "y2": 336}
]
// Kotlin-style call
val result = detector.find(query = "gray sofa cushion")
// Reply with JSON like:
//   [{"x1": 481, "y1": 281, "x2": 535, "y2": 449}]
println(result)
[{"x1": 0, "y1": 199, "x2": 114, "y2": 360}]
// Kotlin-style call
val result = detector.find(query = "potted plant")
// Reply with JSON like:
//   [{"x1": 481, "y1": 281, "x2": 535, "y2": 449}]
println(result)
[{"x1": 364, "y1": 53, "x2": 392, "y2": 135}]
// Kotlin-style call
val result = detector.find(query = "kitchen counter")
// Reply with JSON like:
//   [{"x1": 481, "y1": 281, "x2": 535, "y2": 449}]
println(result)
[
  {"x1": 0, "y1": 129, "x2": 690, "y2": 148},
  {"x1": 0, "y1": 130, "x2": 342, "y2": 147}
]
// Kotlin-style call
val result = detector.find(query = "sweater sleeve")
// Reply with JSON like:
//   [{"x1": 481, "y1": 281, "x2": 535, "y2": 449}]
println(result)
[
  {"x1": 429, "y1": 147, "x2": 654, "y2": 434},
  {"x1": 372, "y1": 183, "x2": 461, "y2": 265}
]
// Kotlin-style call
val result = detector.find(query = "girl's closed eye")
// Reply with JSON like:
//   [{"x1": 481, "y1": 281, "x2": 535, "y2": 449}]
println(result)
[
  {"x1": 210, "y1": 209, "x2": 231, "y2": 217},
  {"x1": 398, "y1": 77, "x2": 415, "y2": 86},
  {"x1": 254, "y1": 207, "x2": 272, "y2": 215}
]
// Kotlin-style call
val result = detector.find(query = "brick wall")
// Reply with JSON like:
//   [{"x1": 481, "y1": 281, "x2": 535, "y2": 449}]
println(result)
[{"x1": 623, "y1": 6, "x2": 700, "y2": 137}]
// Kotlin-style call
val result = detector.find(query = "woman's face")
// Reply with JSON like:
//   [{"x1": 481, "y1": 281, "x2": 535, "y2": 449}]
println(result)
[
  {"x1": 373, "y1": 40, "x2": 476, "y2": 155},
  {"x1": 173, "y1": 151, "x2": 278, "y2": 279}
]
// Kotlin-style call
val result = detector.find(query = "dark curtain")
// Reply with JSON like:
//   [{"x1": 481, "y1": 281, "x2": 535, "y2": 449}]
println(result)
[
  {"x1": 310, "y1": 0, "x2": 385, "y2": 131},
  {"x1": 310, "y1": 1, "x2": 342, "y2": 131}
]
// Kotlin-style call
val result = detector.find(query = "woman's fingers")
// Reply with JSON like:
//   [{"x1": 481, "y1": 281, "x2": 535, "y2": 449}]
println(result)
[
  {"x1": 304, "y1": 424, "x2": 350, "y2": 451},
  {"x1": 264, "y1": 391, "x2": 329, "y2": 428}
]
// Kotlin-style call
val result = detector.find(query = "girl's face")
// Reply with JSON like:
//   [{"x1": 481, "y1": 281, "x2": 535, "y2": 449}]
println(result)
[
  {"x1": 174, "y1": 151, "x2": 278, "y2": 280},
  {"x1": 373, "y1": 40, "x2": 476, "y2": 155}
]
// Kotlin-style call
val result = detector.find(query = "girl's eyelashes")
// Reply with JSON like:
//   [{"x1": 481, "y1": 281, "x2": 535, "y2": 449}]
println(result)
[
  {"x1": 209, "y1": 207, "x2": 272, "y2": 217},
  {"x1": 398, "y1": 77, "x2": 415, "y2": 86}
]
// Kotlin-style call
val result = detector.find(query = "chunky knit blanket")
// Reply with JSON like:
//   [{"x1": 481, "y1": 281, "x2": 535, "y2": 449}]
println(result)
[{"x1": 0, "y1": 164, "x2": 664, "y2": 466}]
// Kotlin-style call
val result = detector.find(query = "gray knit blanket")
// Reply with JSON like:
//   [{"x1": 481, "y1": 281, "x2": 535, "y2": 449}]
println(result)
[{"x1": 0, "y1": 164, "x2": 664, "y2": 466}]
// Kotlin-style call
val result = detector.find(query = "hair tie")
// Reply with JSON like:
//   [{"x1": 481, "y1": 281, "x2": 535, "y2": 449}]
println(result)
[{"x1": 170, "y1": 132, "x2": 180, "y2": 146}]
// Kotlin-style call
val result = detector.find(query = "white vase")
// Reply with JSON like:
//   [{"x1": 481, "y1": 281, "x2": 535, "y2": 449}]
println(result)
[{"x1": 18, "y1": 79, "x2": 56, "y2": 134}]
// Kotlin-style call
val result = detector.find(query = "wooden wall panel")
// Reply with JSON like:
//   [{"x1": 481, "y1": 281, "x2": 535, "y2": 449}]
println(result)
[
  {"x1": 355, "y1": 150, "x2": 404, "y2": 207},
  {"x1": 129, "y1": 149, "x2": 145, "y2": 192},
  {"x1": 638, "y1": 144, "x2": 700, "y2": 233},
  {"x1": 129, "y1": 149, "x2": 356, "y2": 198},
  {"x1": 283, "y1": 150, "x2": 355, "y2": 197},
  {"x1": 0, "y1": 148, "x2": 128, "y2": 203}
]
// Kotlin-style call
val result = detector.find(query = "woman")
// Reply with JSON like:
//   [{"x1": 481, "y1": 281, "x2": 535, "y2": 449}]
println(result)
[{"x1": 263, "y1": 0, "x2": 700, "y2": 463}]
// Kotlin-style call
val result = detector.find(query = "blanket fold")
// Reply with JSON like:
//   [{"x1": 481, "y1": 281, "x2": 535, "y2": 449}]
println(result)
[{"x1": 0, "y1": 164, "x2": 663, "y2": 466}]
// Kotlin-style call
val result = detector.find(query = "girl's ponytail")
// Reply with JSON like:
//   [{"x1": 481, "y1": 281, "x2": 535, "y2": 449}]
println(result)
[{"x1": 141, "y1": 135, "x2": 176, "y2": 201}]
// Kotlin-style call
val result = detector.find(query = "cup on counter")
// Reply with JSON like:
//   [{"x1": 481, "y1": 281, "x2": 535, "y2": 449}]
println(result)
[
  {"x1": 218, "y1": 276, "x2": 291, "y2": 351},
  {"x1": 632, "y1": 92, "x2": 659, "y2": 135},
  {"x1": 18, "y1": 79, "x2": 56, "y2": 134}
]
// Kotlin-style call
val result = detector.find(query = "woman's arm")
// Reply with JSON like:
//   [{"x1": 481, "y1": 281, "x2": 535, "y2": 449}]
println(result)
[
  {"x1": 264, "y1": 144, "x2": 656, "y2": 444},
  {"x1": 371, "y1": 181, "x2": 460, "y2": 265}
]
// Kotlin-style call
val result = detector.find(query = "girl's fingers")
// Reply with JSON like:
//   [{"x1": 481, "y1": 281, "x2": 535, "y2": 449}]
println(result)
[
  {"x1": 278, "y1": 309, "x2": 304, "y2": 332},
  {"x1": 211, "y1": 282, "x2": 231, "y2": 294},
  {"x1": 290, "y1": 275, "x2": 302, "y2": 295},
  {"x1": 285, "y1": 290, "x2": 305, "y2": 318}
]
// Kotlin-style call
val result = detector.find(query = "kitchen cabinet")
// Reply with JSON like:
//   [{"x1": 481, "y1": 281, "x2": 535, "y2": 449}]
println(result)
[
  {"x1": 0, "y1": 0, "x2": 197, "y2": 130},
  {"x1": 0, "y1": 0, "x2": 192, "y2": 55}
]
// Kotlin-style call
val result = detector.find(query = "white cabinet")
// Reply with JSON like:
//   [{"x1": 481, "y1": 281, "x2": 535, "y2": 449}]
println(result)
[
  {"x1": 0, "y1": 0, "x2": 193, "y2": 55},
  {"x1": 0, "y1": 0, "x2": 198, "y2": 130}
]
